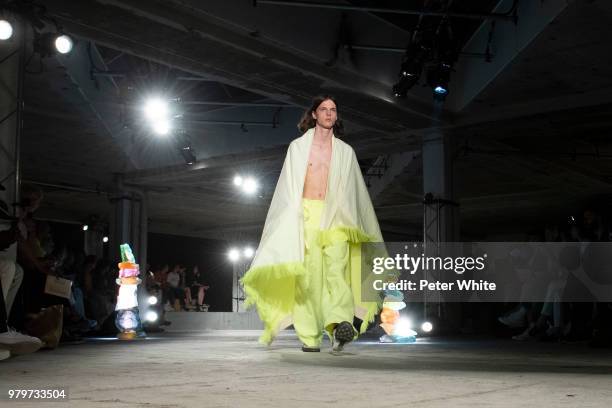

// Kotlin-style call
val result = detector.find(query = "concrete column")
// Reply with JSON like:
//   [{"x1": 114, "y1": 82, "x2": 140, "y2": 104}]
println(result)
[
  {"x1": 422, "y1": 129, "x2": 459, "y2": 244},
  {"x1": 422, "y1": 127, "x2": 460, "y2": 331},
  {"x1": 110, "y1": 175, "x2": 148, "y2": 268}
]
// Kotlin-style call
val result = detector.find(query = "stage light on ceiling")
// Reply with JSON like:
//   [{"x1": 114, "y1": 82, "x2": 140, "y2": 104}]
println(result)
[
  {"x1": 421, "y1": 321, "x2": 433, "y2": 333},
  {"x1": 180, "y1": 145, "x2": 196, "y2": 165},
  {"x1": 147, "y1": 296, "x2": 158, "y2": 306},
  {"x1": 434, "y1": 86, "x2": 448, "y2": 95},
  {"x1": 233, "y1": 175, "x2": 243, "y2": 186},
  {"x1": 145, "y1": 310, "x2": 159, "y2": 322},
  {"x1": 242, "y1": 177, "x2": 258, "y2": 195},
  {"x1": 144, "y1": 98, "x2": 169, "y2": 122},
  {"x1": 0, "y1": 20, "x2": 13, "y2": 41},
  {"x1": 243, "y1": 247, "x2": 254, "y2": 258},
  {"x1": 427, "y1": 63, "x2": 452, "y2": 101},
  {"x1": 82, "y1": 224, "x2": 89, "y2": 231},
  {"x1": 54, "y1": 34, "x2": 73, "y2": 54},
  {"x1": 152, "y1": 120, "x2": 171, "y2": 136},
  {"x1": 227, "y1": 248, "x2": 240, "y2": 262},
  {"x1": 36, "y1": 32, "x2": 75, "y2": 57},
  {"x1": 392, "y1": 83, "x2": 406, "y2": 98},
  {"x1": 102, "y1": 236, "x2": 109, "y2": 243}
]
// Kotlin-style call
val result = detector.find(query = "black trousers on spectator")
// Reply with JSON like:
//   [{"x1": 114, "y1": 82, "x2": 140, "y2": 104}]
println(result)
[{"x1": 165, "y1": 287, "x2": 184, "y2": 306}]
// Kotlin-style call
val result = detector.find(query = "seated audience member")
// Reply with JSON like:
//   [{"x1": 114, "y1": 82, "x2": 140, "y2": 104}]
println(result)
[{"x1": 185, "y1": 266, "x2": 210, "y2": 312}]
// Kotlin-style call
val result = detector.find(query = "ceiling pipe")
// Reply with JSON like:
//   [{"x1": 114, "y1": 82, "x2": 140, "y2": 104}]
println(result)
[{"x1": 254, "y1": 0, "x2": 517, "y2": 22}]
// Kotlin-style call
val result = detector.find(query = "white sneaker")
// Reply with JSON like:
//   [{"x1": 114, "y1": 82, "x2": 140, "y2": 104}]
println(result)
[
  {"x1": 498, "y1": 307, "x2": 527, "y2": 328},
  {"x1": 0, "y1": 328, "x2": 43, "y2": 355},
  {"x1": 0, "y1": 349, "x2": 10, "y2": 361}
]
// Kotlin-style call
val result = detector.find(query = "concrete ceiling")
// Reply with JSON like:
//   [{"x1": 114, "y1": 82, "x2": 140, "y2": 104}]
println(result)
[{"x1": 15, "y1": 0, "x2": 612, "y2": 242}]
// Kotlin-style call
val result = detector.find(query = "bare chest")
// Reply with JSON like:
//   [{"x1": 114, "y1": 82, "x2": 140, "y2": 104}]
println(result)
[{"x1": 303, "y1": 143, "x2": 332, "y2": 199}]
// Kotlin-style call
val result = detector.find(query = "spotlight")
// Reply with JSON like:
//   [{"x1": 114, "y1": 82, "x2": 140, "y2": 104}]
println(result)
[
  {"x1": 227, "y1": 248, "x2": 240, "y2": 262},
  {"x1": 242, "y1": 177, "x2": 258, "y2": 195},
  {"x1": 102, "y1": 236, "x2": 109, "y2": 243},
  {"x1": 392, "y1": 83, "x2": 407, "y2": 98},
  {"x1": 145, "y1": 310, "x2": 158, "y2": 322},
  {"x1": 233, "y1": 175, "x2": 243, "y2": 187},
  {"x1": 152, "y1": 120, "x2": 171, "y2": 136},
  {"x1": 144, "y1": 98, "x2": 169, "y2": 121},
  {"x1": 35, "y1": 32, "x2": 75, "y2": 57},
  {"x1": 180, "y1": 145, "x2": 196, "y2": 165},
  {"x1": 54, "y1": 34, "x2": 73, "y2": 54},
  {"x1": 0, "y1": 20, "x2": 13, "y2": 41},
  {"x1": 421, "y1": 321, "x2": 433, "y2": 333},
  {"x1": 392, "y1": 41, "x2": 428, "y2": 97},
  {"x1": 399, "y1": 62, "x2": 421, "y2": 90},
  {"x1": 243, "y1": 247, "x2": 254, "y2": 258},
  {"x1": 427, "y1": 63, "x2": 452, "y2": 101},
  {"x1": 434, "y1": 86, "x2": 448, "y2": 95},
  {"x1": 147, "y1": 296, "x2": 158, "y2": 306},
  {"x1": 82, "y1": 225, "x2": 89, "y2": 231}
]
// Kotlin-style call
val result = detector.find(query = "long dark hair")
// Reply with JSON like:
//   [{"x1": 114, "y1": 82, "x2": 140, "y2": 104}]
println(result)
[{"x1": 297, "y1": 95, "x2": 344, "y2": 136}]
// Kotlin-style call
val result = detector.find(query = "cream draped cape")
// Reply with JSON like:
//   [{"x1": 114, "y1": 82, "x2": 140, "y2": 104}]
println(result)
[{"x1": 240, "y1": 127, "x2": 385, "y2": 344}]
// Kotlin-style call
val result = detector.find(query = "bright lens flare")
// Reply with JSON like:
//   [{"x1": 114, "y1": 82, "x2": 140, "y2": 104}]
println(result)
[
  {"x1": 145, "y1": 311, "x2": 158, "y2": 322},
  {"x1": 242, "y1": 177, "x2": 258, "y2": 194},
  {"x1": 421, "y1": 322, "x2": 433, "y2": 332},
  {"x1": 55, "y1": 35, "x2": 73, "y2": 54},
  {"x1": 0, "y1": 20, "x2": 13, "y2": 40},
  {"x1": 394, "y1": 318, "x2": 417, "y2": 338},
  {"x1": 227, "y1": 248, "x2": 240, "y2": 262},
  {"x1": 152, "y1": 120, "x2": 171, "y2": 136},
  {"x1": 147, "y1": 296, "x2": 158, "y2": 305},
  {"x1": 243, "y1": 247, "x2": 254, "y2": 258},
  {"x1": 144, "y1": 98, "x2": 169, "y2": 121}
]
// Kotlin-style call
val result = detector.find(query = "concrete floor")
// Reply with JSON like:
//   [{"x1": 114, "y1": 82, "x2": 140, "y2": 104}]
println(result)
[{"x1": 2, "y1": 331, "x2": 612, "y2": 408}]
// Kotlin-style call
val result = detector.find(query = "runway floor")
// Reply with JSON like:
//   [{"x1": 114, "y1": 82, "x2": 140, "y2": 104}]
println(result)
[{"x1": 2, "y1": 330, "x2": 612, "y2": 407}]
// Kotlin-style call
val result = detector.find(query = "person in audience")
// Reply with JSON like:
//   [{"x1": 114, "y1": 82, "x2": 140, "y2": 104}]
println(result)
[
  {"x1": 184, "y1": 266, "x2": 210, "y2": 312},
  {"x1": 0, "y1": 208, "x2": 42, "y2": 357},
  {"x1": 166, "y1": 264, "x2": 184, "y2": 311}
]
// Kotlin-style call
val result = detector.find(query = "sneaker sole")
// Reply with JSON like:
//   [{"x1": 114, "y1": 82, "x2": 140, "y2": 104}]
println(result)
[{"x1": 1, "y1": 341, "x2": 42, "y2": 355}]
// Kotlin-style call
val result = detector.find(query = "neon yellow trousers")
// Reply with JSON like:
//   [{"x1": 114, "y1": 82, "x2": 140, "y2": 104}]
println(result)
[{"x1": 294, "y1": 198, "x2": 356, "y2": 347}]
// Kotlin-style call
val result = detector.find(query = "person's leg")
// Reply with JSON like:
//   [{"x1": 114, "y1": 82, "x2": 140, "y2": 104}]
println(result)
[
  {"x1": 197, "y1": 287, "x2": 205, "y2": 306},
  {"x1": 0, "y1": 260, "x2": 16, "y2": 310},
  {"x1": 166, "y1": 287, "x2": 176, "y2": 305},
  {"x1": 5, "y1": 263, "x2": 23, "y2": 316},
  {"x1": 292, "y1": 199, "x2": 325, "y2": 349},
  {"x1": 184, "y1": 287, "x2": 194, "y2": 308},
  {"x1": 322, "y1": 240, "x2": 357, "y2": 349}
]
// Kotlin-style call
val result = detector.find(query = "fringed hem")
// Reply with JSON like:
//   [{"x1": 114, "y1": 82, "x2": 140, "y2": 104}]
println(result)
[
  {"x1": 242, "y1": 225, "x2": 382, "y2": 345},
  {"x1": 359, "y1": 300, "x2": 382, "y2": 334},
  {"x1": 317, "y1": 225, "x2": 378, "y2": 248}
]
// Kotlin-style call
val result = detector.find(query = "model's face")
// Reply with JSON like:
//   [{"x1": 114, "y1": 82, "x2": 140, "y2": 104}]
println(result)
[{"x1": 311, "y1": 99, "x2": 337, "y2": 130}]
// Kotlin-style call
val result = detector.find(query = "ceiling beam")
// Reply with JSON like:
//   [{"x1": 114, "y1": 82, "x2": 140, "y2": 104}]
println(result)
[
  {"x1": 43, "y1": 0, "x2": 446, "y2": 133},
  {"x1": 447, "y1": 0, "x2": 568, "y2": 112}
]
